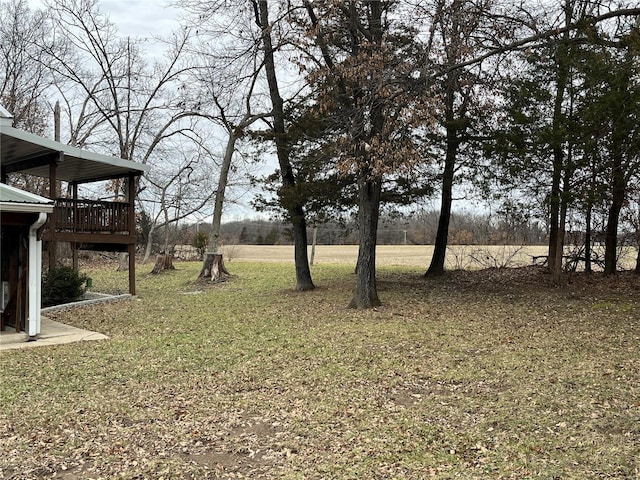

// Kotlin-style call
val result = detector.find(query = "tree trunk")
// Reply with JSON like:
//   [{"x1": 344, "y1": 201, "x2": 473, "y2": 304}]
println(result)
[
  {"x1": 310, "y1": 225, "x2": 318, "y2": 266},
  {"x1": 143, "y1": 223, "x2": 156, "y2": 264},
  {"x1": 548, "y1": 164, "x2": 562, "y2": 277},
  {"x1": 151, "y1": 253, "x2": 174, "y2": 274},
  {"x1": 427, "y1": 123, "x2": 458, "y2": 276},
  {"x1": 256, "y1": 0, "x2": 314, "y2": 291},
  {"x1": 348, "y1": 2, "x2": 385, "y2": 308},
  {"x1": 548, "y1": 1, "x2": 572, "y2": 284},
  {"x1": 604, "y1": 50, "x2": 632, "y2": 275},
  {"x1": 552, "y1": 194, "x2": 568, "y2": 284},
  {"x1": 349, "y1": 174, "x2": 382, "y2": 309},
  {"x1": 149, "y1": 195, "x2": 175, "y2": 274},
  {"x1": 585, "y1": 198, "x2": 592, "y2": 274},
  {"x1": 116, "y1": 252, "x2": 129, "y2": 272},
  {"x1": 635, "y1": 196, "x2": 640, "y2": 274},
  {"x1": 604, "y1": 153, "x2": 625, "y2": 275},
  {"x1": 553, "y1": 147, "x2": 574, "y2": 283},
  {"x1": 199, "y1": 253, "x2": 230, "y2": 282},
  {"x1": 199, "y1": 127, "x2": 238, "y2": 282},
  {"x1": 426, "y1": 0, "x2": 467, "y2": 277}
]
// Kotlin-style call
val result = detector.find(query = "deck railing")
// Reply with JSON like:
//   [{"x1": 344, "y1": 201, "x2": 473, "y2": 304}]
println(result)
[{"x1": 54, "y1": 198, "x2": 131, "y2": 234}]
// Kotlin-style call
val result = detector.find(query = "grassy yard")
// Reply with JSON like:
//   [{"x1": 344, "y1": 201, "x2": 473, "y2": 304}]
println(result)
[{"x1": 1, "y1": 261, "x2": 639, "y2": 479}]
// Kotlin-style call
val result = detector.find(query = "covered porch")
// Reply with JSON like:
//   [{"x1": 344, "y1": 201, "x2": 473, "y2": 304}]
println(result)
[{"x1": 0, "y1": 105, "x2": 148, "y2": 338}]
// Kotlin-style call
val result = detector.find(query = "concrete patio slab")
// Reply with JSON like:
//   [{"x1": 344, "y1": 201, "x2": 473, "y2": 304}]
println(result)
[
  {"x1": 0, "y1": 293, "x2": 130, "y2": 351},
  {"x1": 0, "y1": 317, "x2": 109, "y2": 351}
]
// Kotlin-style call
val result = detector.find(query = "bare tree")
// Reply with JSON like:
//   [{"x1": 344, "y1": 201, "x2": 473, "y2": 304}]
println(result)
[
  {"x1": 146, "y1": 150, "x2": 215, "y2": 272},
  {"x1": 178, "y1": 2, "x2": 272, "y2": 282},
  {"x1": 45, "y1": 0, "x2": 208, "y2": 163},
  {"x1": 41, "y1": 0, "x2": 218, "y2": 271},
  {"x1": 0, "y1": 0, "x2": 53, "y2": 134},
  {"x1": 142, "y1": 141, "x2": 216, "y2": 264},
  {"x1": 198, "y1": 109, "x2": 268, "y2": 281}
]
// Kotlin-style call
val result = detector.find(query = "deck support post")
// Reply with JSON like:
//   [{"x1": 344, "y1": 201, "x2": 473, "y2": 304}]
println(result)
[
  {"x1": 127, "y1": 174, "x2": 136, "y2": 295},
  {"x1": 71, "y1": 182, "x2": 78, "y2": 272},
  {"x1": 48, "y1": 156, "x2": 58, "y2": 270}
]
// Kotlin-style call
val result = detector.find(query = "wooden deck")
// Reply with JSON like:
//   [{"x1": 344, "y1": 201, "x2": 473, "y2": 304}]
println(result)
[
  {"x1": 55, "y1": 198, "x2": 131, "y2": 234},
  {"x1": 43, "y1": 198, "x2": 135, "y2": 247}
]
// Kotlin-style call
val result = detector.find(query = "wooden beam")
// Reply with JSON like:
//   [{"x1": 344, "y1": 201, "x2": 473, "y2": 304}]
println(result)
[
  {"x1": 127, "y1": 174, "x2": 136, "y2": 296},
  {"x1": 72, "y1": 182, "x2": 78, "y2": 272},
  {"x1": 2, "y1": 153, "x2": 60, "y2": 175},
  {"x1": 48, "y1": 157, "x2": 58, "y2": 269},
  {"x1": 128, "y1": 243, "x2": 136, "y2": 295},
  {"x1": 73, "y1": 172, "x2": 140, "y2": 185},
  {"x1": 43, "y1": 231, "x2": 136, "y2": 244}
]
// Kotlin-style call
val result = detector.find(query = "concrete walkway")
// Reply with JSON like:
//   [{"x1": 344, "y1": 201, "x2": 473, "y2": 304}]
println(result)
[
  {"x1": 0, "y1": 317, "x2": 109, "y2": 351},
  {"x1": 0, "y1": 293, "x2": 130, "y2": 351}
]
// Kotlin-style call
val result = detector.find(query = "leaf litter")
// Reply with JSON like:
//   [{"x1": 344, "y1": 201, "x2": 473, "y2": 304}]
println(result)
[{"x1": 0, "y1": 262, "x2": 639, "y2": 479}]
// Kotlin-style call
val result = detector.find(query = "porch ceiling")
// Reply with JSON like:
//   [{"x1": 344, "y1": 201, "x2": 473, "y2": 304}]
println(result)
[{"x1": 0, "y1": 124, "x2": 149, "y2": 184}]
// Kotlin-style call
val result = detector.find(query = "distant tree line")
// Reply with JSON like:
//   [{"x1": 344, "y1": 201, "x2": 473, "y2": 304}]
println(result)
[{"x1": 138, "y1": 209, "x2": 549, "y2": 253}]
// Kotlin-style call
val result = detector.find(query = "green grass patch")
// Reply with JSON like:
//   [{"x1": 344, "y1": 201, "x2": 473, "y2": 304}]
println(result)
[{"x1": 1, "y1": 261, "x2": 639, "y2": 479}]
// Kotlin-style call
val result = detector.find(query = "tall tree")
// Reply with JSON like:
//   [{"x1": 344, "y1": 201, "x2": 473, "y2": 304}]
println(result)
[
  {"x1": 301, "y1": 1, "x2": 434, "y2": 307},
  {"x1": 575, "y1": 16, "x2": 640, "y2": 274},
  {"x1": 46, "y1": 0, "x2": 204, "y2": 165},
  {"x1": 253, "y1": 0, "x2": 315, "y2": 291},
  {"x1": 43, "y1": 0, "x2": 217, "y2": 270},
  {"x1": 198, "y1": 95, "x2": 268, "y2": 282},
  {"x1": 424, "y1": 0, "x2": 517, "y2": 276},
  {"x1": 177, "y1": 0, "x2": 273, "y2": 281},
  {"x1": 488, "y1": 1, "x2": 598, "y2": 282}
]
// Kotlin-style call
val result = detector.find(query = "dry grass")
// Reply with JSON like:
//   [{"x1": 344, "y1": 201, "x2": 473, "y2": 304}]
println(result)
[
  {"x1": 225, "y1": 245, "x2": 550, "y2": 268},
  {"x1": 1, "y1": 260, "x2": 639, "y2": 479},
  {"x1": 225, "y1": 244, "x2": 639, "y2": 271}
]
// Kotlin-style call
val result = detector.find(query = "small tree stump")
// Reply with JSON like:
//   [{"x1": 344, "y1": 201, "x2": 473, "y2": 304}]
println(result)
[
  {"x1": 151, "y1": 253, "x2": 175, "y2": 274},
  {"x1": 116, "y1": 252, "x2": 129, "y2": 271},
  {"x1": 198, "y1": 253, "x2": 230, "y2": 282}
]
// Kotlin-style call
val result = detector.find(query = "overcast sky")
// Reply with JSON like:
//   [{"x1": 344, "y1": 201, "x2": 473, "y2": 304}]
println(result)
[
  {"x1": 97, "y1": 0, "x2": 181, "y2": 38},
  {"x1": 28, "y1": 0, "x2": 182, "y2": 40}
]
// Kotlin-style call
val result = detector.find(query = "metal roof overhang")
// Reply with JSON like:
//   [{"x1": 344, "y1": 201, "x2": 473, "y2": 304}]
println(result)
[
  {"x1": 0, "y1": 124, "x2": 149, "y2": 184},
  {"x1": 0, "y1": 202, "x2": 55, "y2": 214},
  {"x1": 0, "y1": 183, "x2": 55, "y2": 214}
]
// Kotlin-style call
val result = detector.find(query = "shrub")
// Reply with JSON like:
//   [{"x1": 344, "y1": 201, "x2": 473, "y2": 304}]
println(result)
[
  {"x1": 192, "y1": 232, "x2": 209, "y2": 258},
  {"x1": 41, "y1": 266, "x2": 88, "y2": 307}
]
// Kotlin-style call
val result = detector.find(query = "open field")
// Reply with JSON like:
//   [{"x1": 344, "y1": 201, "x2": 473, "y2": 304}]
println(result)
[
  {"x1": 1, "y1": 261, "x2": 639, "y2": 479},
  {"x1": 223, "y1": 244, "x2": 637, "y2": 270},
  {"x1": 224, "y1": 244, "x2": 548, "y2": 268}
]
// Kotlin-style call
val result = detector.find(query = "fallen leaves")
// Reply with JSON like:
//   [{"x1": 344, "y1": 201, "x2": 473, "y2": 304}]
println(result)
[{"x1": 1, "y1": 262, "x2": 639, "y2": 479}]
